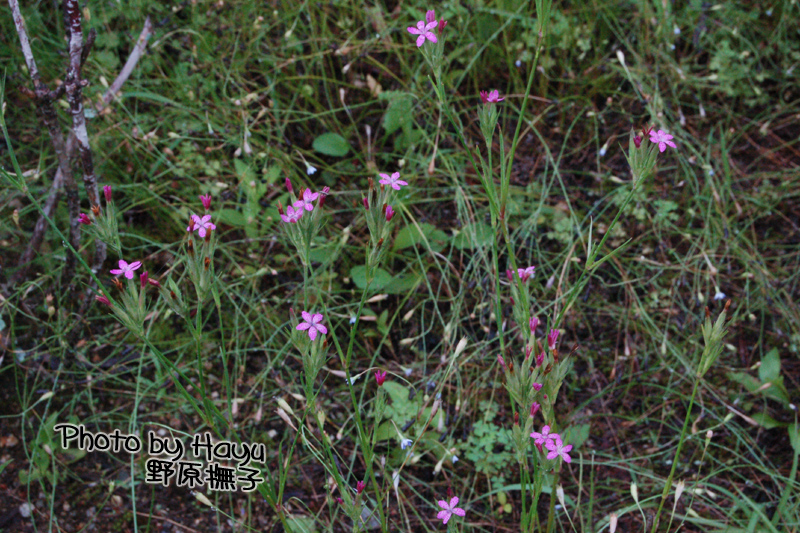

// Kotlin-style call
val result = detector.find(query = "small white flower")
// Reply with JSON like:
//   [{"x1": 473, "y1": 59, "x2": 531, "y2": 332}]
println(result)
[
  {"x1": 515, "y1": 60, "x2": 522, "y2": 67},
  {"x1": 713, "y1": 291, "x2": 726, "y2": 301},
  {"x1": 400, "y1": 438, "x2": 412, "y2": 450},
  {"x1": 673, "y1": 25, "x2": 681, "y2": 35},
  {"x1": 452, "y1": 455, "x2": 459, "y2": 463},
  {"x1": 306, "y1": 163, "x2": 317, "y2": 175}
]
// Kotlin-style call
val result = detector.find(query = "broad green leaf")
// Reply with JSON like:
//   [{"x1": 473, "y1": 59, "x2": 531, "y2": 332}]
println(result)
[
  {"x1": 759, "y1": 348, "x2": 781, "y2": 383},
  {"x1": 789, "y1": 423, "x2": 800, "y2": 455},
  {"x1": 215, "y1": 208, "x2": 247, "y2": 227},
  {"x1": 312, "y1": 133, "x2": 350, "y2": 157},
  {"x1": 750, "y1": 412, "x2": 788, "y2": 429},
  {"x1": 452, "y1": 222, "x2": 493, "y2": 249},
  {"x1": 285, "y1": 517, "x2": 317, "y2": 533},
  {"x1": 384, "y1": 273, "x2": 422, "y2": 294},
  {"x1": 380, "y1": 92, "x2": 413, "y2": 135},
  {"x1": 350, "y1": 266, "x2": 392, "y2": 291},
  {"x1": 393, "y1": 223, "x2": 448, "y2": 252}
]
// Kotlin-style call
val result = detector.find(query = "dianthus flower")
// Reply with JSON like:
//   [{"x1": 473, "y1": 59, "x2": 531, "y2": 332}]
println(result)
[{"x1": 407, "y1": 19, "x2": 438, "y2": 47}]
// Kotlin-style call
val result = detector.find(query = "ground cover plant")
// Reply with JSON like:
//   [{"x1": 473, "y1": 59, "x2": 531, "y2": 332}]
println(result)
[{"x1": 1, "y1": 0, "x2": 799, "y2": 531}]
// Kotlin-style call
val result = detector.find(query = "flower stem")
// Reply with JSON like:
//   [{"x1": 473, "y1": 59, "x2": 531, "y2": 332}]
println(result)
[{"x1": 650, "y1": 378, "x2": 700, "y2": 533}]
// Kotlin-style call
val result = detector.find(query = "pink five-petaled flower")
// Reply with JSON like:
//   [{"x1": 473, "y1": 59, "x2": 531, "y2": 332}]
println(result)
[
  {"x1": 479, "y1": 90, "x2": 505, "y2": 104},
  {"x1": 374, "y1": 370, "x2": 387, "y2": 386},
  {"x1": 293, "y1": 188, "x2": 319, "y2": 212},
  {"x1": 408, "y1": 19, "x2": 438, "y2": 47},
  {"x1": 517, "y1": 266, "x2": 535, "y2": 281},
  {"x1": 110, "y1": 259, "x2": 142, "y2": 280},
  {"x1": 280, "y1": 205, "x2": 304, "y2": 224},
  {"x1": 187, "y1": 214, "x2": 217, "y2": 238},
  {"x1": 649, "y1": 129, "x2": 677, "y2": 153},
  {"x1": 436, "y1": 496, "x2": 466, "y2": 525},
  {"x1": 530, "y1": 425, "x2": 560, "y2": 449},
  {"x1": 199, "y1": 194, "x2": 212, "y2": 211},
  {"x1": 378, "y1": 172, "x2": 408, "y2": 191},
  {"x1": 547, "y1": 329, "x2": 559, "y2": 351},
  {"x1": 296, "y1": 311, "x2": 327, "y2": 341},
  {"x1": 545, "y1": 436, "x2": 573, "y2": 463}
]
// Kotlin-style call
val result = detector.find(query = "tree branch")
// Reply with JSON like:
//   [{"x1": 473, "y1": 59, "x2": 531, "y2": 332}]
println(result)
[
  {"x1": 99, "y1": 17, "x2": 153, "y2": 110},
  {"x1": 9, "y1": 0, "x2": 81, "y2": 287}
]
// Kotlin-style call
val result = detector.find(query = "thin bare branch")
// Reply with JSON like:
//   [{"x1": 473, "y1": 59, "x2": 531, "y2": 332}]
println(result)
[
  {"x1": 100, "y1": 17, "x2": 153, "y2": 109},
  {"x1": 9, "y1": 0, "x2": 81, "y2": 286},
  {"x1": 64, "y1": 0, "x2": 107, "y2": 294}
]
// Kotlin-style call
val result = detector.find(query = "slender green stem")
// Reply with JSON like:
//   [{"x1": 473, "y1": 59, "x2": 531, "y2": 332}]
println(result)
[{"x1": 651, "y1": 379, "x2": 700, "y2": 533}]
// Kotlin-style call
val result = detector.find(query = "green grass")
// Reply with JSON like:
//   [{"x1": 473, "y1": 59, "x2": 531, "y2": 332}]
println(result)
[{"x1": 1, "y1": 0, "x2": 800, "y2": 532}]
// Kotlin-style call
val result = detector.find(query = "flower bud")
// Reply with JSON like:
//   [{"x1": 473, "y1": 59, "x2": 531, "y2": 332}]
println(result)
[
  {"x1": 199, "y1": 194, "x2": 212, "y2": 211},
  {"x1": 103, "y1": 185, "x2": 112, "y2": 203},
  {"x1": 285, "y1": 177, "x2": 293, "y2": 194},
  {"x1": 79, "y1": 213, "x2": 92, "y2": 225}
]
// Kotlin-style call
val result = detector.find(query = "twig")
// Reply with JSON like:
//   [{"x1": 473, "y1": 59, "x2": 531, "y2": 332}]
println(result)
[
  {"x1": 9, "y1": 9, "x2": 152, "y2": 291},
  {"x1": 8, "y1": 0, "x2": 81, "y2": 287},
  {"x1": 64, "y1": 0, "x2": 106, "y2": 274},
  {"x1": 99, "y1": 17, "x2": 153, "y2": 110}
]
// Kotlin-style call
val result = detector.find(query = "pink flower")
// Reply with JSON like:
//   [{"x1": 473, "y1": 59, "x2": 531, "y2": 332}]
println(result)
[
  {"x1": 199, "y1": 194, "x2": 212, "y2": 211},
  {"x1": 285, "y1": 177, "x2": 293, "y2": 194},
  {"x1": 95, "y1": 294, "x2": 110, "y2": 306},
  {"x1": 425, "y1": 10, "x2": 436, "y2": 24},
  {"x1": 79, "y1": 213, "x2": 92, "y2": 225},
  {"x1": 296, "y1": 311, "x2": 327, "y2": 340},
  {"x1": 529, "y1": 316, "x2": 539, "y2": 334},
  {"x1": 103, "y1": 185, "x2": 112, "y2": 203},
  {"x1": 318, "y1": 186, "x2": 331, "y2": 207},
  {"x1": 649, "y1": 129, "x2": 677, "y2": 152},
  {"x1": 356, "y1": 480, "x2": 366, "y2": 494},
  {"x1": 110, "y1": 259, "x2": 142, "y2": 280},
  {"x1": 407, "y1": 19, "x2": 438, "y2": 47},
  {"x1": 437, "y1": 19, "x2": 448, "y2": 35},
  {"x1": 140, "y1": 270, "x2": 149, "y2": 289},
  {"x1": 280, "y1": 205, "x2": 304, "y2": 224},
  {"x1": 529, "y1": 402, "x2": 540, "y2": 418},
  {"x1": 545, "y1": 436, "x2": 573, "y2": 463},
  {"x1": 436, "y1": 496, "x2": 466, "y2": 525},
  {"x1": 532, "y1": 383, "x2": 542, "y2": 392},
  {"x1": 633, "y1": 135, "x2": 642, "y2": 148},
  {"x1": 378, "y1": 172, "x2": 408, "y2": 191},
  {"x1": 547, "y1": 329, "x2": 559, "y2": 351},
  {"x1": 293, "y1": 189, "x2": 320, "y2": 212},
  {"x1": 374, "y1": 370, "x2": 387, "y2": 386},
  {"x1": 530, "y1": 425, "x2": 559, "y2": 448},
  {"x1": 187, "y1": 214, "x2": 217, "y2": 238},
  {"x1": 479, "y1": 90, "x2": 505, "y2": 104},
  {"x1": 517, "y1": 266, "x2": 535, "y2": 281},
  {"x1": 536, "y1": 351, "x2": 545, "y2": 367},
  {"x1": 385, "y1": 205, "x2": 395, "y2": 222}
]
